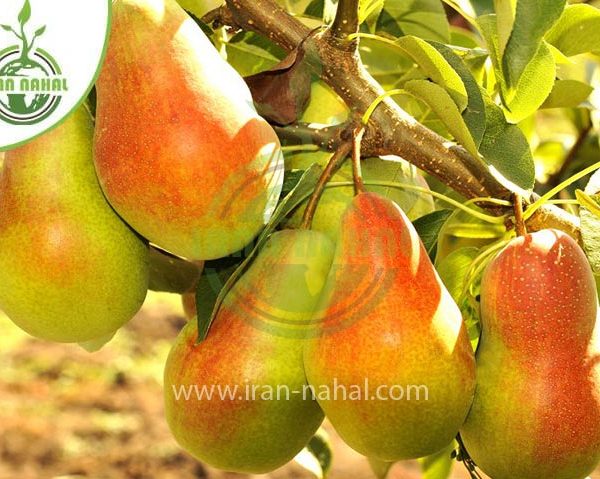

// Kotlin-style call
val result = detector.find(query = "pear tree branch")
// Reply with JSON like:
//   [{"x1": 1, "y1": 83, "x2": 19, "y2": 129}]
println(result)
[
  {"x1": 217, "y1": 0, "x2": 581, "y2": 241},
  {"x1": 331, "y1": 0, "x2": 361, "y2": 43}
]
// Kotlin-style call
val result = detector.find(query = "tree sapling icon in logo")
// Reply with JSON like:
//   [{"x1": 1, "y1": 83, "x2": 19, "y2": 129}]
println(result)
[{"x1": 0, "y1": 0, "x2": 68, "y2": 125}]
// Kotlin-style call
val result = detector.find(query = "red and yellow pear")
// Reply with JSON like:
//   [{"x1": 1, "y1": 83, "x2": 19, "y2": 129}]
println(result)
[
  {"x1": 164, "y1": 229, "x2": 334, "y2": 473},
  {"x1": 0, "y1": 107, "x2": 149, "y2": 343},
  {"x1": 94, "y1": 0, "x2": 283, "y2": 261},
  {"x1": 461, "y1": 229, "x2": 600, "y2": 479},
  {"x1": 304, "y1": 192, "x2": 476, "y2": 460}
]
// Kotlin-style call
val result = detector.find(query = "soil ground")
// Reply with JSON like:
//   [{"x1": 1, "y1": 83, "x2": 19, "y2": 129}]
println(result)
[{"x1": 0, "y1": 294, "x2": 598, "y2": 479}]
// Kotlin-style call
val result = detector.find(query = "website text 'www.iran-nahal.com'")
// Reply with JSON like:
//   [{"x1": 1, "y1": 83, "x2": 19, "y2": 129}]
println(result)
[{"x1": 171, "y1": 380, "x2": 430, "y2": 402}]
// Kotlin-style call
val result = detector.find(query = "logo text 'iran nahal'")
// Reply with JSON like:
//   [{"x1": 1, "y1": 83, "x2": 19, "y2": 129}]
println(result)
[{"x1": 0, "y1": 0, "x2": 68, "y2": 125}]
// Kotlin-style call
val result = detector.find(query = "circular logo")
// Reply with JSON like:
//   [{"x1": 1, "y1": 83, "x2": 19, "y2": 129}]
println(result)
[{"x1": 0, "y1": 45, "x2": 62, "y2": 125}]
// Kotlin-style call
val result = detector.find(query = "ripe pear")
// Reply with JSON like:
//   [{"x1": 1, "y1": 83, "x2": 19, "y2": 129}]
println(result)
[
  {"x1": 461, "y1": 229, "x2": 600, "y2": 479},
  {"x1": 0, "y1": 108, "x2": 149, "y2": 343},
  {"x1": 285, "y1": 154, "x2": 434, "y2": 240},
  {"x1": 94, "y1": 0, "x2": 284, "y2": 261},
  {"x1": 164, "y1": 229, "x2": 334, "y2": 473},
  {"x1": 304, "y1": 192, "x2": 476, "y2": 461}
]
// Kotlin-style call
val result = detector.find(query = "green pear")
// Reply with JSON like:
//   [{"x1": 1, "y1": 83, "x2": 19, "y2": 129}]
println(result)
[
  {"x1": 0, "y1": 108, "x2": 149, "y2": 343},
  {"x1": 304, "y1": 192, "x2": 476, "y2": 461},
  {"x1": 461, "y1": 229, "x2": 600, "y2": 479},
  {"x1": 164, "y1": 229, "x2": 334, "y2": 473},
  {"x1": 94, "y1": 0, "x2": 283, "y2": 261},
  {"x1": 285, "y1": 153, "x2": 434, "y2": 241}
]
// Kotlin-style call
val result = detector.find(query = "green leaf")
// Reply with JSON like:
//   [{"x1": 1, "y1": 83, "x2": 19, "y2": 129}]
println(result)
[
  {"x1": 148, "y1": 247, "x2": 202, "y2": 293},
  {"x1": 396, "y1": 35, "x2": 468, "y2": 111},
  {"x1": 468, "y1": 0, "x2": 494, "y2": 16},
  {"x1": 580, "y1": 170, "x2": 600, "y2": 273},
  {"x1": 359, "y1": 37, "x2": 416, "y2": 90},
  {"x1": 18, "y1": 0, "x2": 31, "y2": 26},
  {"x1": 436, "y1": 246, "x2": 482, "y2": 344},
  {"x1": 197, "y1": 165, "x2": 323, "y2": 341},
  {"x1": 428, "y1": 41, "x2": 486, "y2": 148},
  {"x1": 304, "y1": 0, "x2": 324, "y2": 18},
  {"x1": 478, "y1": 13, "x2": 503, "y2": 78},
  {"x1": 479, "y1": 94, "x2": 535, "y2": 193},
  {"x1": 479, "y1": 14, "x2": 557, "y2": 123},
  {"x1": 0, "y1": 24, "x2": 12, "y2": 31},
  {"x1": 404, "y1": 79, "x2": 479, "y2": 157},
  {"x1": 577, "y1": 190, "x2": 600, "y2": 219},
  {"x1": 295, "y1": 430, "x2": 333, "y2": 478},
  {"x1": 377, "y1": 0, "x2": 450, "y2": 43},
  {"x1": 227, "y1": 32, "x2": 283, "y2": 76},
  {"x1": 541, "y1": 79, "x2": 594, "y2": 109},
  {"x1": 359, "y1": 0, "x2": 384, "y2": 32},
  {"x1": 502, "y1": 0, "x2": 565, "y2": 87},
  {"x1": 195, "y1": 257, "x2": 245, "y2": 326},
  {"x1": 419, "y1": 441, "x2": 456, "y2": 479},
  {"x1": 323, "y1": 0, "x2": 337, "y2": 24},
  {"x1": 494, "y1": 0, "x2": 516, "y2": 56},
  {"x1": 282, "y1": 168, "x2": 307, "y2": 196},
  {"x1": 34, "y1": 25, "x2": 46, "y2": 37},
  {"x1": 503, "y1": 41, "x2": 556, "y2": 123},
  {"x1": 436, "y1": 247, "x2": 480, "y2": 301},
  {"x1": 413, "y1": 209, "x2": 453, "y2": 260},
  {"x1": 546, "y1": 4, "x2": 600, "y2": 57}
]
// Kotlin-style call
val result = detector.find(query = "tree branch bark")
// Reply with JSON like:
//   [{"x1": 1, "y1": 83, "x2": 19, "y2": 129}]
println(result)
[
  {"x1": 331, "y1": 0, "x2": 361, "y2": 44},
  {"x1": 224, "y1": 0, "x2": 581, "y2": 241}
]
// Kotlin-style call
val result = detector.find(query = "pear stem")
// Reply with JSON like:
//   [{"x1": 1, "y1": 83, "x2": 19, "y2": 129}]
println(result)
[
  {"x1": 352, "y1": 125, "x2": 366, "y2": 194},
  {"x1": 300, "y1": 142, "x2": 352, "y2": 229},
  {"x1": 513, "y1": 193, "x2": 527, "y2": 237}
]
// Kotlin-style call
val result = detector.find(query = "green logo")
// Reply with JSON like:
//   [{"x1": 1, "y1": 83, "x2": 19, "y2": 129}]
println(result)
[{"x1": 0, "y1": 0, "x2": 68, "y2": 125}]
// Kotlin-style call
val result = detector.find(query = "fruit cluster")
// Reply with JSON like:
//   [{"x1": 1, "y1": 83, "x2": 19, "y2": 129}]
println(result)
[{"x1": 0, "y1": 1, "x2": 599, "y2": 479}]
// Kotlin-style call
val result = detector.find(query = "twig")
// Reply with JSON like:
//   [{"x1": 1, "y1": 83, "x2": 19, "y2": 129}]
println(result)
[
  {"x1": 273, "y1": 122, "x2": 346, "y2": 151},
  {"x1": 331, "y1": 0, "x2": 360, "y2": 44},
  {"x1": 201, "y1": 5, "x2": 237, "y2": 28},
  {"x1": 352, "y1": 125, "x2": 366, "y2": 194},
  {"x1": 301, "y1": 142, "x2": 353, "y2": 229},
  {"x1": 513, "y1": 193, "x2": 527, "y2": 237}
]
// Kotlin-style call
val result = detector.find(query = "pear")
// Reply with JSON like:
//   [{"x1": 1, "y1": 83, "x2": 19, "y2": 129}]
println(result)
[
  {"x1": 285, "y1": 153, "x2": 434, "y2": 241},
  {"x1": 0, "y1": 108, "x2": 149, "y2": 343},
  {"x1": 461, "y1": 229, "x2": 600, "y2": 479},
  {"x1": 94, "y1": 0, "x2": 284, "y2": 261},
  {"x1": 304, "y1": 192, "x2": 475, "y2": 461},
  {"x1": 164, "y1": 229, "x2": 334, "y2": 473}
]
